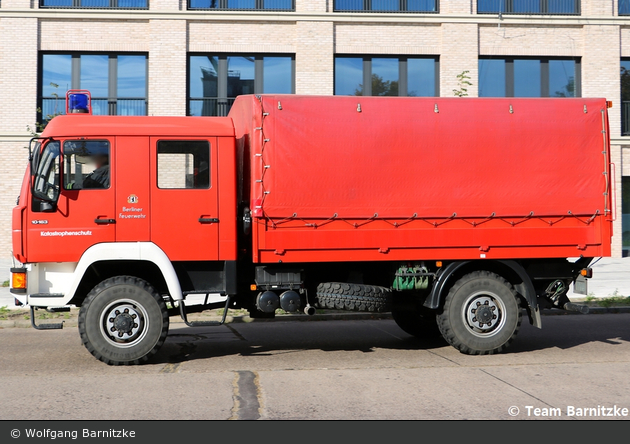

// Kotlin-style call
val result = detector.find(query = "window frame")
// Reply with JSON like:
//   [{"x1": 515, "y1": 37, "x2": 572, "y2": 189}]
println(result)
[
  {"x1": 334, "y1": 55, "x2": 440, "y2": 97},
  {"x1": 62, "y1": 139, "x2": 112, "y2": 191},
  {"x1": 333, "y1": 0, "x2": 439, "y2": 13},
  {"x1": 478, "y1": 56, "x2": 581, "y2": 98},
  {"x1": 39, "y1": 0, "x2": 148, "y2": 9},
  {"x1": 476, "y1": 0, "x2": 580, "y2": 15},
  {"x1": 156, "y1": 140, "x2": 212, "y2": 190},
  {"x1": 188, "y1": 0, "x2": 294, "y2": 10},
  {"x1": 187, "y1": 53, "x2": 296, "y2": 117},
  {"x1": 38, "y1": 51, "x2": 149, "y2": 123}
]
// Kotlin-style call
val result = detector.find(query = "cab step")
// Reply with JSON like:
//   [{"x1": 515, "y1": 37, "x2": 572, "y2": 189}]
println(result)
[
  {"x1": 178, "y1": 296, "x2": 231, "y2": 327},
  {"x1": 30, "y1": 306, "x2": 64, "y2": 330}
]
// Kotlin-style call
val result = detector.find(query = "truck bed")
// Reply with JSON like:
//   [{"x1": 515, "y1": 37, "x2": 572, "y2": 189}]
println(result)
[{"x1": 229, "y1": 95, "x2": 613, "y2": 263}]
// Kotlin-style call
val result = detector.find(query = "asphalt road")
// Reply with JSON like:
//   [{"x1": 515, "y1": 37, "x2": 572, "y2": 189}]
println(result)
[{"x1": 0, "y1": 314, "x2": 629, "y2": 420}]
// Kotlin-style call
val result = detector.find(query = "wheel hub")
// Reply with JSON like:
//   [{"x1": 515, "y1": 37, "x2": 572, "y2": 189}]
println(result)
[
  {"x1": 103, "y1": 303, "x2": 144, "y2": 343},
  {"x1": 464, "y1": 295, "x2": 502, "y2": 335}
]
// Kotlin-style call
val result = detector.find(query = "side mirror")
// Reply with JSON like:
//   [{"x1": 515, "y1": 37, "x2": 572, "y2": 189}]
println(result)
[{"x1": 32, "y1": 198, "x2": 57, "y2": 213}]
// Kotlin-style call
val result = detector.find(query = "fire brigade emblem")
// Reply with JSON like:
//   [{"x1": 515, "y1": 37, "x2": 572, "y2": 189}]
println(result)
[{"x1": 127, "y1": 194, "x2": 139, "y2": 204}]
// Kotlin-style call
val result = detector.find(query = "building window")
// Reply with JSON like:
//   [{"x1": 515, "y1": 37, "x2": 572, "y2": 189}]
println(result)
[
  {"x1": 623, "y1": 176, "x2": 630, "y2": 256},
  {"x1": 620, "y1": 0, "x2": 630, "y2": 15},
  {"x1": 479, "y1": 57, "x2": 580, "y2": 97},
  {"x1": 39, "y1": 0, "x2": 147, "y2": 8},
  {"x1": 334, "y1": 0, "x2": 437, "y2": 12},
  {"x1": 188, "y1": 54, "x2": 295, "y2": 116},
  {"x1": 39, "y1": 53, "x2": 147, "y2": 121},
  {"x1": 334, "y1": 56, "x2": 439, "y2": 97},
  {"x1": 188, "y1": 0, "x2": 293, "y2": 10},
  {"x1": 477, "y1": 0, "x2": 579, "y2": 15},
  {"x1": 621, "y1": 60, "x2": 630, "y2": 135}
]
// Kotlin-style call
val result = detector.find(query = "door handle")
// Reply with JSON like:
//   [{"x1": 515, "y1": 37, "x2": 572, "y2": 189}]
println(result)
[
  {"x1": 94, "y1": 218, "x2": 116, "y2": 225},
  {"x1": 199, "y1": 217, "x2": 219, "y2": 224}
]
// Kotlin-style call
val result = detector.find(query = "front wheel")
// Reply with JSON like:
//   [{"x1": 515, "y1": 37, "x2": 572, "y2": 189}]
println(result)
[
  {"x1": 437, "y1": 271, "x2": 521, "y2": 355},
  {"x1": 78, "y1": 276, "x2": 169, "y2": 365}
]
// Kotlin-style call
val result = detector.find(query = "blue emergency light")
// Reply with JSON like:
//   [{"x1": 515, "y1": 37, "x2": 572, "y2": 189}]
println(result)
[{"x1": 66, "y1": 89, "x2": 92, "y2": 114}]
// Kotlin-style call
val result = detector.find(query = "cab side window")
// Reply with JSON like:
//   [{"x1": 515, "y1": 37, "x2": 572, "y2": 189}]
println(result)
[
  {"x1": 63, "y1": 140, "x2": 111, "y2": 190},
  {"x1": 157, "y1": 140, "x2": 210, "y2": 189}
]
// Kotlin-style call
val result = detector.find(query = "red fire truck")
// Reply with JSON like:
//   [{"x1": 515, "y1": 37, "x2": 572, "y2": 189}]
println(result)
[{"x1": 11, "y1": 92, "x2": 612, "y2": 364}]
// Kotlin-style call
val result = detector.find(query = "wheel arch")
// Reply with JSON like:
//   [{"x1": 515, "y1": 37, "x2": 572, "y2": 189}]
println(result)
[
  {"x1": 66, "y1": 242, "x2": 183, "y2": 307},
  {"x1": 424, "y1": 260, "x2": 541, "y2": 328}
]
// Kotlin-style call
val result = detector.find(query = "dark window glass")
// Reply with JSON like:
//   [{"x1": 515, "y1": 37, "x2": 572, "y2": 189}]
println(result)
[
  {"x1": 157, "y1": 141, "x2": 211, "y2": 190},
  {"x1": 40, "y1": 53, "x2": 148, "y2": 120},
  {"x1": 621, "y1": 0, "x2": 630, "y2": 15},
  {"x1": 479, "y1": 57, "x2": 578, "y2": 98},
  {"x1": 335, "y1": 0, "x2": 366, "y2": 10},
  {"x1": 549, "y1": 60, "x2": 576, "y2": 97},
  {"x1": 334, "y1": 57, "x2": 363, "y2": 96},
  {"x1": 80, "y1": 55, "x2": 109, "y2": 98},
  {"x1": 479, "y1": 59, "x2": 506, "y2": 97},
  {"x1": 63, "y1": 140, "x2": 111, "y2": 190},
  {"x1": 40, "y1": 0, "x2": 147, "y2": 7},
  {"x1": 407, "y1": 58, "x2": 436, "y2": 97},
  {"x1": 335, "y1": 56, "x2": 438, "y2": 97},
  {"x1": 477, "y1": 0, "x2": 579, "y2": 14},
  {"x1": 227, "y1": 56, "x2": 256, "y2": 97},
  {"x1": 334, "y1": 0, "x2": 437, "y2": 12},
  {"x1": 514, "y1": 59, "x2": 541, "y2": 97},
  {"x1": 188, "y1": 54, "x2": 294, "y2": 116},
  {"x1": 620, "y1": 60, "x2": 630, "y2": 135},
  {"x1": 188, "y1": 0, "x2": 292, "y2": 9},
  {"x1": 408, "y1": 0, "x2": 437, "y2": 11},
  {"x1": 623, "y1": 176, "x2": 630, "y2": 254},
  {"x1": 371, "y1": 58, "x2": 399, "y2": 96},
  {"x1": 42, "y1": 54, "x2": 71, "y2": 117},
  {"x1": 263, "y1": 57, "x2": 293, "y2": 93}
]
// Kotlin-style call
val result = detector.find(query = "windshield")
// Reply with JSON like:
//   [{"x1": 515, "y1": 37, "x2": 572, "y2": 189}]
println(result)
[{"x1": 32, "y1": 140, "x2": 60, "y2": 203}]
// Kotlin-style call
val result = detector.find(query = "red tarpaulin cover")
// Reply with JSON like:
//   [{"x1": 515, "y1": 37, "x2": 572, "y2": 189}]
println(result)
[{"x1": 231, "y1": 95, "x2": 608, "y2": 220}]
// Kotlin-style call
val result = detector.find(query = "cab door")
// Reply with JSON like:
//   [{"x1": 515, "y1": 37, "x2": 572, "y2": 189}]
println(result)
[
  {"x1": 149, "y1": 138, "x2": 219, "y2": 261},
  {"x1": 27, "y1": 138, "x2": 116, "y2": 263}
]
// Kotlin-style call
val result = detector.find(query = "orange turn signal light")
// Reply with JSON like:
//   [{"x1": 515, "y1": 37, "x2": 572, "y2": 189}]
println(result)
[
  {"x1": 250, "y1": 284, "x2": 257, "y2": 291},
  {"x1": 436, "y1": 261, "x2": 443, "y2": 268},
  {"x1": 11, "y1": 272, "x2": 26, "y2": 290},
  {"x1": 606, "y1": 101, "x2": 613, "y2": 109},
  {"x1": 580, "y1": 268, "x2": 593, "y2": 278}
]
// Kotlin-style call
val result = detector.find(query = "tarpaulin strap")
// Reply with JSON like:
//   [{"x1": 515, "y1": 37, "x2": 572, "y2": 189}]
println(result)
[
  {"x1": 567, "y1": 210, "x2": 600, "y2": 225},
  {"x1": 257, "y1": 96, "x2": 271, "y2": 219},
  {"x1": 383, "y1": 213, "x2": 418, "y2": 228},
  {"x1": 499, "y1": 211, "x2": 534, "y2": 227},
  {"x1": 461, "y1": 212, "x2": 496, "y2": 227}
]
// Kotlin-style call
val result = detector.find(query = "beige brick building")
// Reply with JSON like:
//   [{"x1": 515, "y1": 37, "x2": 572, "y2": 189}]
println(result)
[{"x1": 1, "y1": 0, "x2": 629, "y2": 260}]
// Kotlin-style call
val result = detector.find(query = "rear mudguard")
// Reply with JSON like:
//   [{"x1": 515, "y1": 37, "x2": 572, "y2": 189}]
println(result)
[{"x1": 423, "y1": 260, "x2": 541, "y2": 328}]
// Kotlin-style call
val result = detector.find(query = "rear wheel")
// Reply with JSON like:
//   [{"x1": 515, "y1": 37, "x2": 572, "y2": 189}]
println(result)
[
  {"x1": 78, "y1": 276, "x2": 169, "y2": 365},
  {"x1": 437, "y1": 271, "x2": 521, "y2": 355}
]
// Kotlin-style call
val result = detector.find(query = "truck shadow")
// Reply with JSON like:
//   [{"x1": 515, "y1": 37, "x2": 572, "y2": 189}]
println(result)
[{"x1": 152, "y1": 314, "x2": 630, "y2": 364}]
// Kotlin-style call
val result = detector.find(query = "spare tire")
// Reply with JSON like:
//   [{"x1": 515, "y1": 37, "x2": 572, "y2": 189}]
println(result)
[{"x1": 316, "y1": 282, "x2": 392, "y2": 312}]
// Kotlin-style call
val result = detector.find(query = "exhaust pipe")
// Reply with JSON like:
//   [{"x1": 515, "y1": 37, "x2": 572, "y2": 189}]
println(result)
[{"x1": 304, "y1": 304, "x2": 316, "y2": 316}]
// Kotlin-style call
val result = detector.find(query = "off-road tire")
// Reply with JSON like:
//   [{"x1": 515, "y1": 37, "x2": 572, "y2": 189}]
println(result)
[
  {"x1": 437, "y1": 271, "x2": 521, "y2": 355},
  {"x1": 391, "y1": 293, "x2": 441, "y2": 338},
  {"x1": 316, "y1": 282, "x2": 392, "y2": 312},
  {"x1": 78, "y1": 276, "x2": 169, "y2": 365}
]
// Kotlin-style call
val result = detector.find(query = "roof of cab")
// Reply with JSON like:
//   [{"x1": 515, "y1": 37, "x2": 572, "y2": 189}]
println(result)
[{"x1": 40, "y1": 115, "x2": 235, "y2": 138}]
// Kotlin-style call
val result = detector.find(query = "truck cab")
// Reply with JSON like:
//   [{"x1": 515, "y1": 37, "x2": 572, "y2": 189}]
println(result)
[{"x1": 12, "y1": 98, "x2": 239, "y2": 363}]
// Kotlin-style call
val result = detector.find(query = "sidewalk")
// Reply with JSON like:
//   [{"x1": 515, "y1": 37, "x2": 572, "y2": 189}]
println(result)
[{"x1": 1, "y1": 258, "x2": 628, "y2": 310}]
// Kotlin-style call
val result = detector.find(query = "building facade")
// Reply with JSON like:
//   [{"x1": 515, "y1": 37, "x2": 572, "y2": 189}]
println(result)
[{"x1": 0, "y1": 0, "x2": 629, "y2": 259}]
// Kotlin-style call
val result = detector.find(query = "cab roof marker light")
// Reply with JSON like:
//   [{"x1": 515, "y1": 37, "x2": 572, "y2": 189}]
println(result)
[{"x1": 66, "y1": 89, "x2": 92, "y2": 115}]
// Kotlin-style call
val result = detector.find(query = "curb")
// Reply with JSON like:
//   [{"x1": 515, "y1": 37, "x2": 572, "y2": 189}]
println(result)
[{"x1": 1, "y1": 308, "x2": 630, "y2": 329}]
